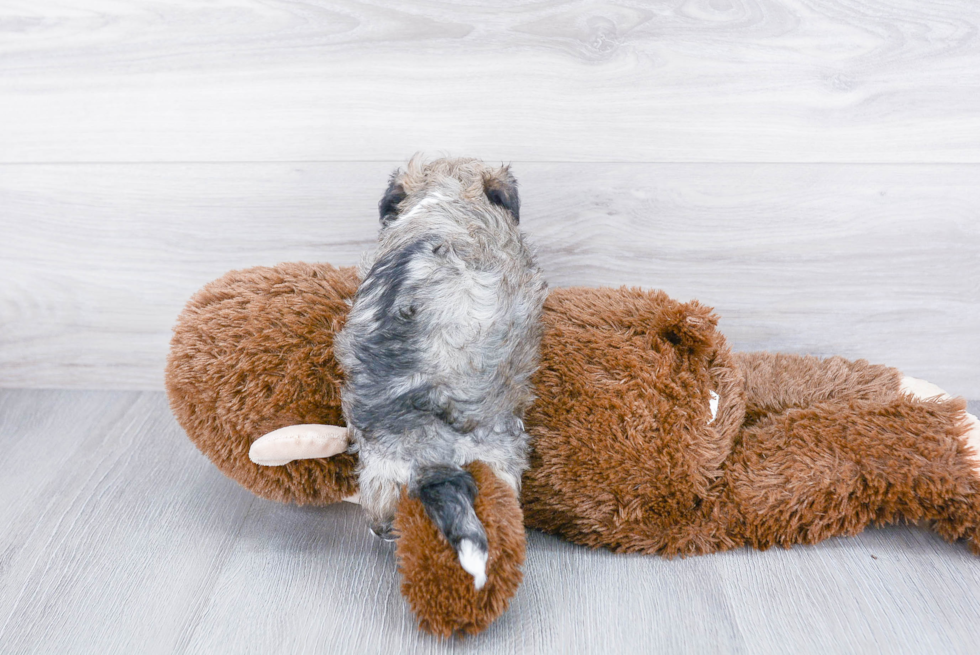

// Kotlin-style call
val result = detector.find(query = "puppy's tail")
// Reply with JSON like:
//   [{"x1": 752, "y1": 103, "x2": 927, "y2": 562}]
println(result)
[{"x1": 415, "y1": 465, "x2": 489, "y2": 590}]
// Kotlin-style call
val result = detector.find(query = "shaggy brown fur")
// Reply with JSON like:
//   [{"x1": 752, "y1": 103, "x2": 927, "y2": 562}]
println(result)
[
  {"x1": 166, "y1": 262, "x2": 980, "y2": 635},
  {"x1": 728, "y1": 386, "x2": 979, "y2": 553},
  {"x1": 395, "y1": 462, "x2": 525, "y2": 637},
  {"x1": 737, "y1": 352, "x2": 903, "y2": 426},
  {"x1": 519, "y1": 286, "x2": 746, "y2": 556},
  {"x1": 166, "y1": 263, "x2": 358, "y2": 504}
]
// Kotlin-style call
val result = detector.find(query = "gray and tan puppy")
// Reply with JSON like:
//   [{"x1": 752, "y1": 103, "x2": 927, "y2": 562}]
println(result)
[{"x1": 335, "y1": 157, "x2": 547, "y2": 588}]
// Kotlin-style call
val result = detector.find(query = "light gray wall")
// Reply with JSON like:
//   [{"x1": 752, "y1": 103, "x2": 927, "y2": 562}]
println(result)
[{"x1": 1, "y1": 1, "x2": 978, "y2": 394}]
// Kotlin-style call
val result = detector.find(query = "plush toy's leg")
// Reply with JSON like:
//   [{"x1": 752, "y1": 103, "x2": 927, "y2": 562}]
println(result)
[
  {"x1": 395, "y1": 462, "x2": 526, "y2": 637},
  {"x1": 901, "y1": 376, "x2": 980, "y2": 478},
  {"x1": 735, "y1": 352, "x2": 902, "y2": 424},
  {"x1": 727, "y1": 354, "x2": 980, "y2": 554},
  {"x1": 960, "y1": 411, "x2": 980, "y2": 473}
]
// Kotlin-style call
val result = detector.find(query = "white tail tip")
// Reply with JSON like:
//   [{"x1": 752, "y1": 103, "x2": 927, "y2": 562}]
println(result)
[{"x1": 458, "y1": 538, "x2": 488, "y2": 590}]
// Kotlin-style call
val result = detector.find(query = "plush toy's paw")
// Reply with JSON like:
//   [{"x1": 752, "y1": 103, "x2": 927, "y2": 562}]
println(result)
[
  {"x1": 901, "y1": 376, "x2": 980, "y2": 477},
  {"x1": 900, "y1": 376, "x2": 952, "y2": 402},
  {"x1": 246, "y1": 424, "x2": 359, "y2": 503},
  {"x1": 395, "y1": 462, "x2": 526, "y2": 638},
  {"x1": 960, "y1": 411, "x2": 980, "y2": 475},
  {"x1": 248, "y1": 424, "x2": 350, "y2": 466}
]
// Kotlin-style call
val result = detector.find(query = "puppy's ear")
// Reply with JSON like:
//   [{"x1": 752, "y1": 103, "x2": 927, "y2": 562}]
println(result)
[
  {"x1": 484, "y1": 168, "x2": 520, "y2": 224},
  {"x1": 379, "y1": 172, "x2": 407, "y2": 226}
]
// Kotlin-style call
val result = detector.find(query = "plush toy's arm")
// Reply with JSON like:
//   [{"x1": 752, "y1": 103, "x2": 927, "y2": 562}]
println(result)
[
  {"x1": 734, "y1": 351, "x2": 902, "y2": 423},
  {"x1": 166, "y1": 262, "x2": 362, "y2": 506}
]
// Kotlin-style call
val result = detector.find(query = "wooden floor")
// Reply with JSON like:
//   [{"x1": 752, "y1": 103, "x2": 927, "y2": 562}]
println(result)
[
  {"x1": 2, "y1": 1, "x2": 979, "y2": 652},
  {"x1": 0, "y1": 389, "x2": 978, "y2": 654}
]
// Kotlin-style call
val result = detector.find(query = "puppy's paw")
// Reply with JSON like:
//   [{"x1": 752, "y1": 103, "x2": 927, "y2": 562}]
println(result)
[{"x1": 369, "y1": 520, "x2": 397, "y2": 542}]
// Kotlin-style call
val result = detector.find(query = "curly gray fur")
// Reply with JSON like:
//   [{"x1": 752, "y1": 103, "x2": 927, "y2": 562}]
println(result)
[{"x1": 335, "y1": 157, "x2": 547, "y2": 549}]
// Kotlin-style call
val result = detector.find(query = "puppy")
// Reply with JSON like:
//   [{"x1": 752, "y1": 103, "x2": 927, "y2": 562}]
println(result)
[{"x1": 335, "y1": 157, "x2": 547, "y2": 588}]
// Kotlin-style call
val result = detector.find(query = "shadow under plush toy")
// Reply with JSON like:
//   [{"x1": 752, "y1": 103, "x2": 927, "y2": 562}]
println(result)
[{"x1": 165, "y1": 230, "x2": 980, "y2": 637}]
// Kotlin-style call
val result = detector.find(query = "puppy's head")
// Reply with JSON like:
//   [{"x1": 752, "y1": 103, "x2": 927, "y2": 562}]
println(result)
[{"x1": 378, "y1": 157, "x2": 521, "y2": 228}]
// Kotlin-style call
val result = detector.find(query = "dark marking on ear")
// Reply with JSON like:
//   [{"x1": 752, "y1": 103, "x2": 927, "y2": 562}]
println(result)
[
  {"x1": 379, "y1": 173, "x2": 407, "y2": 226},
  {"x1": 484, "y1": 174, "x2": 521, "y2": 223}
]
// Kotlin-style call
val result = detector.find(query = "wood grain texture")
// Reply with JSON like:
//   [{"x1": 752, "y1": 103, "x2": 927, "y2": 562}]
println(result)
[
  {"x1": 1, "y1": 162, "x2": 977, "y2": 395},
  {"x1": 0, "y1": 390, "x2": 257, "y2": 653},
  {"x1": 1, "y1": 0, "x2": 979, "y2": 163},
  {"x1": 1, "y1": 390, "x2": 979, "y2": 654}
]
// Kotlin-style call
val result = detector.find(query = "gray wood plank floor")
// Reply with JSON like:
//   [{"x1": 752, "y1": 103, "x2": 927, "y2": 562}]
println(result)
[{"x1": 1, "y1": 390, "x2": 979, "y2": 654}]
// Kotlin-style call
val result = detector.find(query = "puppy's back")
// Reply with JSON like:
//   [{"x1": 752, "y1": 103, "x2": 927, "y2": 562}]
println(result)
[
  {"x1": 339, "y1": 159, "x2": 546, "y2": 456},
  {"x1": 336, "y1": 157, "x2": 546, "y2": 586}
]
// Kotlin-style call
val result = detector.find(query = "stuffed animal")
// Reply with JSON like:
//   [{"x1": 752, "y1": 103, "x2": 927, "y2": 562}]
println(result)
[{"x1": 165, "y1": 262, "x2": 980, "y2": 637}]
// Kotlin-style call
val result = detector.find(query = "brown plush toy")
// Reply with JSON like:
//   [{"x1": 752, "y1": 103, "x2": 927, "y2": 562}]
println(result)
[{"x1": 165, "y1": 262, "x2": 980, "y2": 637}]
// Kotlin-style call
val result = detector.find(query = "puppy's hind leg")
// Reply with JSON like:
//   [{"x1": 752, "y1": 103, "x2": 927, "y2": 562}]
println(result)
[
  {"x1": 358, "y1": 456, "x2": 411, "y2": 541},
  {"x1": 484, "y1": 462, "x2": 522, "y2": 495},
  {"x1": 478, "y1": 433, "x2": 529, "y2": 495}
]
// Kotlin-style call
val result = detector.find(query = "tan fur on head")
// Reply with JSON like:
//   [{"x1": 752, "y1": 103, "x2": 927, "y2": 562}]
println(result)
[
  {"x1": 391, "y1": 156, "x2": 521, "y2": 223},
  {"x1": 521, "y1": 286, "x2": 746, "y2": 557},
  {"x1": 400, "y1": 155, "x2": 511, "y2": 195}
]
